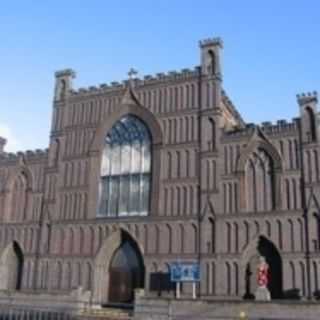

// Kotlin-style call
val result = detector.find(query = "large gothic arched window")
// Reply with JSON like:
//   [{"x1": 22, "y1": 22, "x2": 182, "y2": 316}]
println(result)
[{"x1": 98, "y1": 115, "x2": 152, "y2": 217}]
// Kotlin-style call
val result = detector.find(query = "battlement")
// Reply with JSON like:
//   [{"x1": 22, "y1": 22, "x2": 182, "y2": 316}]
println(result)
[
  {"x1": 55, "y1": 69, "x2": 76, "y2": 78},
  {"x1": 223, "y1": 118, "x2": 300, "y2": 140},
  {"x1": 261, "y1": 118, "x2": 299, "y2": 135},
  {"x1": 0, "y1": 148, "x2": 48, "y2": 165},
  {"x1": 69, "y1": 67, "x2": 200, "y2": 98},
  {"x1": 296, "y1": 91, "x2": 318, "y2": 106},
  {"x1": 199, "y1": 37, "x2": 223, "y2": 48}
]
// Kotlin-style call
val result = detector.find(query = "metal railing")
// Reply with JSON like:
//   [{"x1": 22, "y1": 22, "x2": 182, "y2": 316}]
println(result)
[{"x1": 0, "y1": 305, "x2": 74, "y2": 320}]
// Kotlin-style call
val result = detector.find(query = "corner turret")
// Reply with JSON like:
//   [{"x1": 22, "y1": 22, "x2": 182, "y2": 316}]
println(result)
[
  {"x1": 54, "y1": 69, "x2": 76, "y2": 101},
  {"x1": 199, "y1": 37, "x2": 223, "y2": 78},
  {"x1": 297, "y1": 91, "x2": 318, "y2": 143}
]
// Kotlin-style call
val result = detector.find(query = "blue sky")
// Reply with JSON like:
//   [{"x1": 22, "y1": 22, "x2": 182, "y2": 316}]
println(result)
[{"x1": 0, "y1": 0, "x2": 319, "y2": 152}]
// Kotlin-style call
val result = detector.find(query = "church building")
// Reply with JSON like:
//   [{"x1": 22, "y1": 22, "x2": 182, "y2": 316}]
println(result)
[{"x1": 0, "y1": 38, "x2": 319, "y2": 305}]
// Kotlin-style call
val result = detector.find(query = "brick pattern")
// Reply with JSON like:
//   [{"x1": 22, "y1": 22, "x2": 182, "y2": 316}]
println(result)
[{"x1": 0, "y1": 39, "x2": 319, "y2": 303}]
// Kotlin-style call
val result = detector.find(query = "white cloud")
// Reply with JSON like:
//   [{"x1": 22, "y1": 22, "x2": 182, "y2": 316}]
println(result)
[{"x1": 0, "y1": 123, "x2": 22, "y2": 153}]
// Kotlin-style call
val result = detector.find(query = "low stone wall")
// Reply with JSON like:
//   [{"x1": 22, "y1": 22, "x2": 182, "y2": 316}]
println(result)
[
  {"x1": 0, "y1": 290, "x2": 132, "y2": 320},
  {"x1": 0, "y1": 289, "x2": 91, "y2": 311},
  {"x1": 134, "y1": 295, "x2": 320, "y2": 320}
]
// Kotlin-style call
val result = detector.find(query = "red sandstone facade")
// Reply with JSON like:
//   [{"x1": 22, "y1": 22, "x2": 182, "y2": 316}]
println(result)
[{"x1": 0, "y1": 38, "x2": 319, "y2": 304}]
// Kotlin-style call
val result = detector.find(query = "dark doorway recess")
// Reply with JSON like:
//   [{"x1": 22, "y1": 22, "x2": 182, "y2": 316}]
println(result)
[
  {"x1": 108, "y1": 234, "x2": 145, "y2": 303},
  {"x1": 13, "y1": 242, "x2": 24, "y2": 290},
  {"x1": 257, "y1": 236, "x2": 283, "y2": 299},
  {"x1": 244, "y1": 236, "x2": 283, "y2": 299}
]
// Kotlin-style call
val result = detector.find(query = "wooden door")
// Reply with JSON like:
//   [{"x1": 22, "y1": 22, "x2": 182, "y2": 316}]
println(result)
[{"x1": 108, "y1": 268, "x2": 132, "y2": 303}]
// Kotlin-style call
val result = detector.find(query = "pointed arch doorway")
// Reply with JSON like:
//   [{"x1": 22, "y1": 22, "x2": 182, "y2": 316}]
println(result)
[
  {"x1": 93, "y1": 229, "x2": 145, "y2": 305},
  {"x1": 0, "y1": 242, "x2": 24, "y2": 291},
  {"x1": 108, "y1": 235, "x2": 145, "y2": 303},
  {"x1": 257, "y1": 236, "x2": 283, "y2": 299},
  {"x1": 242, "y1": 236, "x2": 283, "y2": 299}
]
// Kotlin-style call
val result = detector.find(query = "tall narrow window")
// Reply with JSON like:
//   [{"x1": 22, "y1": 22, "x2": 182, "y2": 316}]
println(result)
[
  {"x1": 226, "y1": 222, "x2": 232, "y2": 252},
  {"x1": 208, "y1": 118, "x2": 216, "y2": 150},
  {"x1": 226, "y1": 262, "x2": 231, "y2": 295},
  {"x1": 285, "y1": 179, "x2": 291, "y2": 210},
  {"x1": 209, "y1": 218, "x2": 216, "y2": 253},
  {"x1": 305, "y1": 107, "x2": 317, "y2": 142},
  {"x1": 208, "y1": 50, "x2": 216, "y2": 75},
  {"x1": 288, "y1": 140, "x2": 293, "y2": 169},
  {"x1": 314, "y1": 213, "x2": 320, "y2": 250},
  {"x1": 98, "y1": 115, "x2": 152, "y2": 217}
]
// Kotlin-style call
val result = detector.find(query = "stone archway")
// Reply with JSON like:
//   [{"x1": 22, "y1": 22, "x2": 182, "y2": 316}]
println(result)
[
  {"x1": 257, "y1": 236, "x2": 283, "y2": 299},
  {"x1": 108, "y1": 234, "x2": 145, "y2": 303},
  {"x1": 0, "y1": 242, "x2": 24, "y2": 291},
  {"x1": 93, "y1": 229, "x2": 145, "y2": 305},
  {"x1": 241, "y1": 235, "x2": 283, "y2": 299}
]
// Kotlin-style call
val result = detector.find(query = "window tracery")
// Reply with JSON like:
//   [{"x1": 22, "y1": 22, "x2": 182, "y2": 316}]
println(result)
[{"x1": 98, "y1": 115, "x2": 151, "y2": 217}]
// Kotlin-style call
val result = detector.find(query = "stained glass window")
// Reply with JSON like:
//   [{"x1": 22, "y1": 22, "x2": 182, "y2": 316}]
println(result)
[{"x1": 98, "y1": 115, "x2": 151, "y2": 217}]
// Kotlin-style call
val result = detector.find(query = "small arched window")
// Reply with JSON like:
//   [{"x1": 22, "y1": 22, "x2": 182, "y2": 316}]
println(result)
[{"x1": 98, "y1": 115, "x2": 152, "y2": 217}]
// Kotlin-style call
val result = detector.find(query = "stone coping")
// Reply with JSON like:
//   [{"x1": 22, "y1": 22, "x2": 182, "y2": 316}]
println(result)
[{"x1": 140, "y1": 295, "x2": 319, "y2": 305}]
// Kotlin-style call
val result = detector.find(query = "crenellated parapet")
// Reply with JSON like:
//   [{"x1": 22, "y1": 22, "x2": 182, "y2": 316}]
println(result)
[
  {"x1": 54, "y1": 68, "x2": 76, "y2": 79},
  {"x1": 0, "y1": 148, "x2": 48, "y2": 165},
  {"x1": 69, "y1": 67, "x2": 200, "y2": 98},
  {"x1": 261, "y1": 118, "x2": 299, "y2": 135},
  {"x1": 222, "y1": 118, "x2": 300, "y2": 141},
  {"x1": 223, "y1": 92, "x2": 318, "y2": 142},
  {"x1": 296, "y1": 91, "x2": 318, "y2": 106},
  {"x1": 199, "y1": 37, "x2": 223, "y2": 49}
]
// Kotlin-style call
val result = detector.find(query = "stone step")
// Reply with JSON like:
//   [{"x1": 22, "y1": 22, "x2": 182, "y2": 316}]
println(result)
[{"x1": 80, "y1": 307, "x2": 132, "y2": 320}]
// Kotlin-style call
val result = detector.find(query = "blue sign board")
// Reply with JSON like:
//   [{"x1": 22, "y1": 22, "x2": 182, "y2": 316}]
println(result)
[{"x1": 170, "y1": 262, "x2": 200, "y2": 282}]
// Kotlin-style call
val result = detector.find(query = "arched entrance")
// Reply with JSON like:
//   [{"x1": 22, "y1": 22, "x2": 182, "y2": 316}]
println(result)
[
  {"x1": 93, "y1": 229, "x2": 145, "y2": 305},
  {"x1": 257, "y1": 236, "x2": 283, "y2": 299},
  {"x1": 243, "y1": 236, "x2": 283, "y2": 299},
  {"x1": 0, "y1": 242, "x2": 24, "y2": 291},
  {"x1": 108, "y1": 235, "x2": 145, "y2": 303}
]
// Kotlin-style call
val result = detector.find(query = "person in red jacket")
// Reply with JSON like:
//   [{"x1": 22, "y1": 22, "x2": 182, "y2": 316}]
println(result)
[
  {"x1": 257, "y1": 256, "x2": 269, "y2": 287},
  {"x1": 256, "y1": 256, "x2": 271, "y2": 301}
]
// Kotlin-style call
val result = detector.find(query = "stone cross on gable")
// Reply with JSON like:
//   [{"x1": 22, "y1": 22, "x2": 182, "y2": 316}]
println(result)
[{"x1": 128, "y1": 68, "x2": 138, "y2": 80}]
